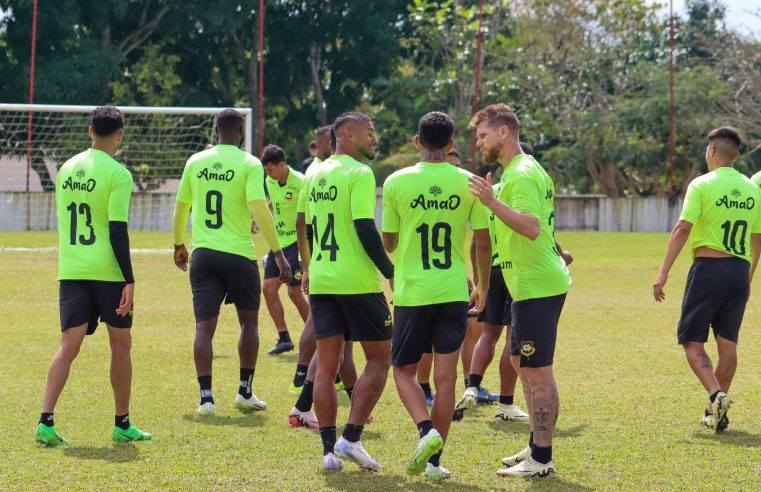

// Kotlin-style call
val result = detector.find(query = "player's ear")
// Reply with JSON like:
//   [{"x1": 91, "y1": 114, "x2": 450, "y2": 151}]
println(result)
[
  {"x1": 445, "y1": 139, "x2": 454, "y2": 154},
  {"x1": 88, "y1": 126, "x2": 95, "y2": 140},
  {"x1": 414, "y1": 135, "x2": 422, "y2": 151},
  {"x1": 115, "y1": 129, "x2": 124, "y2": 143}
]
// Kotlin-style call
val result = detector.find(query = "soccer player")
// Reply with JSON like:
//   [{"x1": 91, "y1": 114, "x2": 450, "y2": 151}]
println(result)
[
  {"x1": 172, "y1": 109, "x2": 292, "y2": 416},
  {"x1": 36, "y1": 106, "x2": 151, "y2": 446},
  {"x1": 653, "y1": 127, "x2": 761, "y2": 432},
  {"x1": 261, "y1": 144, "x2": 309, "y2": 355},
  {"x1": 382, "y1": 112, "x2": 491, "y2": 480},
  {"x1": 469, "y1": 104, "x2": 571, "y2": 478},
  {"x1": 303, "y1": 112, "x2": 394, "y2": 471}
]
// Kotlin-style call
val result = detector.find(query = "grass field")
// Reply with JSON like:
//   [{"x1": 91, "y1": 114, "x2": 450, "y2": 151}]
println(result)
[{"x1": 2, "y1": 231, "x2": 761, "y2": 491}]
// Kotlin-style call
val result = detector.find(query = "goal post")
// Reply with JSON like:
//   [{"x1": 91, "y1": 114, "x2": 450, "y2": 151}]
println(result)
[{"x1": 0, "y1": 104, "x2": 253, "y2": 230}]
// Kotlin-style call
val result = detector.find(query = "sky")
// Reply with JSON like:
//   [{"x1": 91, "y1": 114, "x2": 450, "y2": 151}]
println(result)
[{"x1": 651, "y1": 0, "x2": 761, "y2": 38}]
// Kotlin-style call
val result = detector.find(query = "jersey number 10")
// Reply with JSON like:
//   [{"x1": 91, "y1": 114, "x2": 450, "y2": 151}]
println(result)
[{"x1": 721, "y1": 220, "x2": 747, "y2": 256}]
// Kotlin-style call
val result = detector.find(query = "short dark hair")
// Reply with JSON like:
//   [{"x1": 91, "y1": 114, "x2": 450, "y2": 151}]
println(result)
[
  {"x1": 519, "y1": 141, "x2": 534, "y2": 156},
  {"x1": 307, "y1": 141, "x2": 317, "y2": 150},
  {"x1": 216, "y1": 108, "x2": 244, "y2": 131},
  {"x1": 469, "y1": 103, "x2": 519, "y2": 134},
  {"x1": 316, "y1": 125, "x2": 331, "y2": 140},
  {"x1": 418, "y1": 111, "x2": 455, "y2": 151},
  {"x1": 261, "y1": 144, "x2": 286, "y2": 165},
  {"x1": 90, "y1": 106, "x2": 124, "y2": 137},
  {"x1": 707, "y1": 126, "x2": 741, "y2": 160},
  {"x1": 332, "y1": 112, "x2": 372, "y2": 136}
]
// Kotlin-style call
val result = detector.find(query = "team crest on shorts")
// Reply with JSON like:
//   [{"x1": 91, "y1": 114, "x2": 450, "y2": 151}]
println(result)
[
  {"x1": 384, "y1": 315, "x2": 392, "y2": 327},
  {"x1": 294, "y1": 270, "x2": 303, "y2": 280},
  {"x1": 519, "y1": 341, "x2": 535, "y2": 357}
]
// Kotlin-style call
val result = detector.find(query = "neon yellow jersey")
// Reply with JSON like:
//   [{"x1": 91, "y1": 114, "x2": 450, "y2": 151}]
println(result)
[
  {"x1": 266, "y1": 168, "x2": 304, "y2": 248},
  {"x1": 752, "y1": 170, "x2": 761, "y2": 187},
  {"x1": 382, "y1": 162, "x2": 488, "y2": 306},
  {"x1": 488, "y1": 182, "x2": 502, "y2": 267},
  {"x1": 297, "y1": 156, "x2": 322, "y2": 214},
  {"x1": 56, "y1": 149, "x2": 133, "y2": 281},
  {"x1": 679, "y1": 167, "x2": 761, "y2": 263},
  {"x1": 176, "y1": 144, "x2": 265, "y2": 260},
  {"x1": 304, "y1": 154, "x2": 382, "y2": 294},
  {"x1": 496, "y1": 154, "x2": 571, "y2": 301}
]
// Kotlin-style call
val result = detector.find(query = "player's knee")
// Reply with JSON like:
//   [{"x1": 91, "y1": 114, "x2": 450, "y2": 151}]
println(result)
[
  {"x1": 286, "y1": 285, "x2": 303, "y2": 301},
  {"x1": 109, "y1": 334, "x2": 132, "y2": 352},
  {"x1": 263, "y1": 280, "x2": 279, "y2": 297}
]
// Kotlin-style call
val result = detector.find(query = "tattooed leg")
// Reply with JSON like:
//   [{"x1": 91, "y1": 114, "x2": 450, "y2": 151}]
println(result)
[
  {"x1": 523, "y1": 366, "x2": 558, "y2": 448},
  {"x1": 683, "y1": 342, "x2": 721, "y2": 396}
]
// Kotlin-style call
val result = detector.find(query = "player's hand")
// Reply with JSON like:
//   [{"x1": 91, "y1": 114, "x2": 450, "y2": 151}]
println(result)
[
  {"x1": 274, "y1": 250, "x2": 292, "y2": 284},
  {"x1": 301, "y1": 270, "x2": 310, "y2": 294},
  {"x1": 468, "y1": 284, "x2": 488, "y2": 314},
  {"x1": 560, "y1": 250, "x2": 574, "y2": 266},
  {"x1": 653, "y1": 272, "x2": 667, "y2": 302},
  {"x1": 468, "y1": 173, "x2": 497, "y2": 207},
  {"x1": 116, "y1": 283, "x2": 134, "y2": 317},
  {"x1": 251, "y1": 218, "x2": 259, "y2": 234},
  {"x1": 174, "y1": 244, "x2": 189, "y2": 271}
]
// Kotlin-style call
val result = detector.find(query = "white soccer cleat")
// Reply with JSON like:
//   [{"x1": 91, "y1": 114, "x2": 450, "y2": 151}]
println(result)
[
  {"x1": 196, "y1": 402, "x2": 216, "y2": 416},
  {"x1": 288, "y1": 407, "x2": 319, "y2": 429},
  {"x1": 501, "y1": 445, "x2": 531, "y2": 466},
  {"x1": 323, "y1": 452, "x2": 343, "y2": 471},
  {"x1": 424, "y1": 463, "x2": 452, "y2": 481},
  {"x1": 234, "y1": 393, "x2": 267, "y2": 412},
  {"x1": 495, "y1": 404, "x2": 530, "y2": 422},
  {"x1": 497, "y1": 457, "x2": 555, "y2": 478},
  {"x1": 712, "y1": 392, "x2": 731, "y2": 433},
  {"x1": 701, "y1": 412, "x2": 714, "y2": 429},
  {"x1": 454, "y1": 387, "x2": 478, "y2": 418},
  {"x1": 333, "y1": 436, "x2": 381, "y2": 471}
]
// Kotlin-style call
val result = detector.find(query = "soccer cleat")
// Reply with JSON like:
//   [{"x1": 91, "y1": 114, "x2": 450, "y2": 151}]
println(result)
[
  {"x1": 716, "y1": 414, "x2": 730, "y2": 433},
  {"x1": 323, "y1": 452, "x2": 343, "y2": 471},
  {"x1": 289, "y1": 383, "x2": 303, "y2": 396},
  {"x1": 267, "y1": 340, "x2": 295, "y2": 355},
  {"x1": 334, "y1": 436, "x2": 381, "y2": 471},
  {"x1": 713, "y1": 392, "x2": 731, "y2": 434},
  {"x1": 196, "y1": 402, "x2": 216, "y2": 416},
  {"x1": 453, "y1": 387, "x2": 478, "y2": 420},
  {"x1": 501, "y1": 445, "x2": 532, "y2": 466},
  {"x1": 495, "y1": 404, "x2": 530, "y2": 422},
  {"x1": 112, "y1": 423, "x2": 152, "y2": 442},
  {"x1": 476, "y1": 386, "x2": 499, "y2": 404},
  {"x1": 423, "y1": 463, "x2": 452, "y2": 481},
  {"x1": 497, "y1": 457, "x2": 555, "y2": 477},
  {"x1": 425, "y1": 393, "x2": 435, "y2": 407},
  {"x1": 35, "y1": 424, "x2": 69, "y2": 447},
  {"x1": 701, "y1": 412, "x2": 714, "y2": 429},
  {"x1": 289, "y1": 407, "x2": 319, "y2": 429},
  {"x1": 406, "y1": 429, "x2": 444, "y2": 475},
  {"x1": 235, "y1": 393, "x2": 267, "y2": 412}
]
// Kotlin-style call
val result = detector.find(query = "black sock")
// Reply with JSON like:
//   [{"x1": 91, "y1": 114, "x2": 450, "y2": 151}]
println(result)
[
  {"x1": 320, "y1": 426, "x2": 337, "y2": 455},
  {"x1": 529, "y1": 431, "x2": 535, "y2": 449},
  {"x1": 416, "y1": 419, "x2": 434, "y2": 438},
  {"x1": 531, "y1": 445, "x2": 552, "y2": 464},
  {"x1": 342, "y1": 423, "x2": 364, "y2": 443},
  {"x1": 463, "y1": 377, "x2": 469, "y2": 389},
  {"x1": 295, "y1": 380, "x2": 314, "y2": 412},
  {"x1": 468, "y1": 374, "x2": 483, "y2": 389},
  {"x1": 39, "y1": 413, "x2": 54, "y2": 427},
  {"x1": 278, "y1": 331, "x2": 292, "y2": 343},
  {"x1": 293, "y1": 364, "x2": 308, "y2": 388},
  {"x1": 500, "y1": 395, "x2": 514, "y2": 405},
  {"x1": 345, "y1": 386, "x2": 353, "y2": 400},
  {"x1": 429, "y1": 451, "x2": 442, "y2": 467},
  {"x1": 419, "y1": 382, "x2": 432, "y2": 398},
  {"x1": 239, "y1": 368, "x2": 254, "y2": 398},
  {"x1": 335, "y1": 374, "x2": 342, "y2": 385},
  {"x1": 704, "y1": 409, "x2": 712, "y2": 417},
  {"x1": 115, "y1": 413, "x2": 130, "y2": 430},
  {"x1": 198, "y1": 375, "x2": 214, "y2": 404},
  {"x1": 709, "y1": 390, "x2": 720, "y2": 403}
]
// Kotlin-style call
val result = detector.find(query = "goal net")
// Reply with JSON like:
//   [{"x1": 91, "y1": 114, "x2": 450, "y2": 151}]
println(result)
[{"x1": 0, "y1": 104, "x2": 253, "y2": 231}]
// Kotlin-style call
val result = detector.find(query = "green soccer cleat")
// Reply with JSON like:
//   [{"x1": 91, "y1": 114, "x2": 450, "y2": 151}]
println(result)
[
  {"x1": 112, "y1": 423, "x2": 153, "y2": 442},
  {"x1": 406, "y1": 429, "x2": 444, "y2": 476},
  {"x1": 35, "y1": 423, "x2": 69, "y2": 447},
  {"x1": 289, "y1": 383, "x2": 303, "y2": 396}
]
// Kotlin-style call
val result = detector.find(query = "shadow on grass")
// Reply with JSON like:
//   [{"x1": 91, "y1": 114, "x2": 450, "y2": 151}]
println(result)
[
  {"x1": 522, "y1": 475, "x2": 595, "y2": 491},
  {"x1": 691, "y1": 429, "x2": 761, "y2": 447},
  {"x1": 63, "y1": 443, "x2": 140, "y2": 463},
  {"x1": 181, "y1": 413, "x2": 266, "y2": 428},
  {"x1": 487, "y1": 421, "x2": 588, "y2": 439},
  {"x1": 323, "y1": 470, "x2": 487, "y2": 491}
]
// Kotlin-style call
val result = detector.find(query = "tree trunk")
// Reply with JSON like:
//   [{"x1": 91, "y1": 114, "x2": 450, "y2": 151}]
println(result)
[{"x1": 309, "y1": 43, "x2": 327, "y2": 125}]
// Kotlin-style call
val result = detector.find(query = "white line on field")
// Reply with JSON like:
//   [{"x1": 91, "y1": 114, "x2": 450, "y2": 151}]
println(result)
[{"x1": 0, "y1": 247, "x2": 173, "y2": 253}]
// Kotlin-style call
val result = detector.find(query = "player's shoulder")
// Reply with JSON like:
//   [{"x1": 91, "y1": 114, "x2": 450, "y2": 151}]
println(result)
[
  {"x1": 243, "y1": 151, "x2": 262, "y2": 167},
  {"x1": 290, "y1": 168, "x2": 305, "y2": 180},
  {"x1": 60, "y1": 149, "x2": 91, "y2": 172},
  {"x1": 185, "y1": 146, "x2": 216, "y2": 167},
  {"x1": 385, "y1": 163, "x2": 420, "y2": 185},
  {"x1": 752, "y1": 170, "x2": 761, "y2": 187}
]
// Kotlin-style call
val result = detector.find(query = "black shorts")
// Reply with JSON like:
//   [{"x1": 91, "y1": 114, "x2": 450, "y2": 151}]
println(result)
[
  {"x1": 263, "y1": 243, "x2": 302, "y2": 287},
  {"x1": 59, "y1": 280, "x2": 132, "y2": 335},
  {"x1": 392, "y1": 302, "x2": 468, "y2": 367},
  {"x1": 510, "y1": 293, "x2": 566, "y2": 368},
  {"x1": 189, "y1": 248, "x2": 261, "y2": 322},
  {"x1": 677, "y1": 257, "x2": 750, "y2": 345},
  {"x1": 477, "y1": 266, "x2": 513, "y2": 326},
  {"x1": 310, "y1": 293, "x2": 392, "y2": 342}
]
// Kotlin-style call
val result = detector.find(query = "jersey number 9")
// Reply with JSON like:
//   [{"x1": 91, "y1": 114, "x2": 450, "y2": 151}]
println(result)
[{"x1": 205, "y1": 191, "x2": 223, "y2": 229}]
